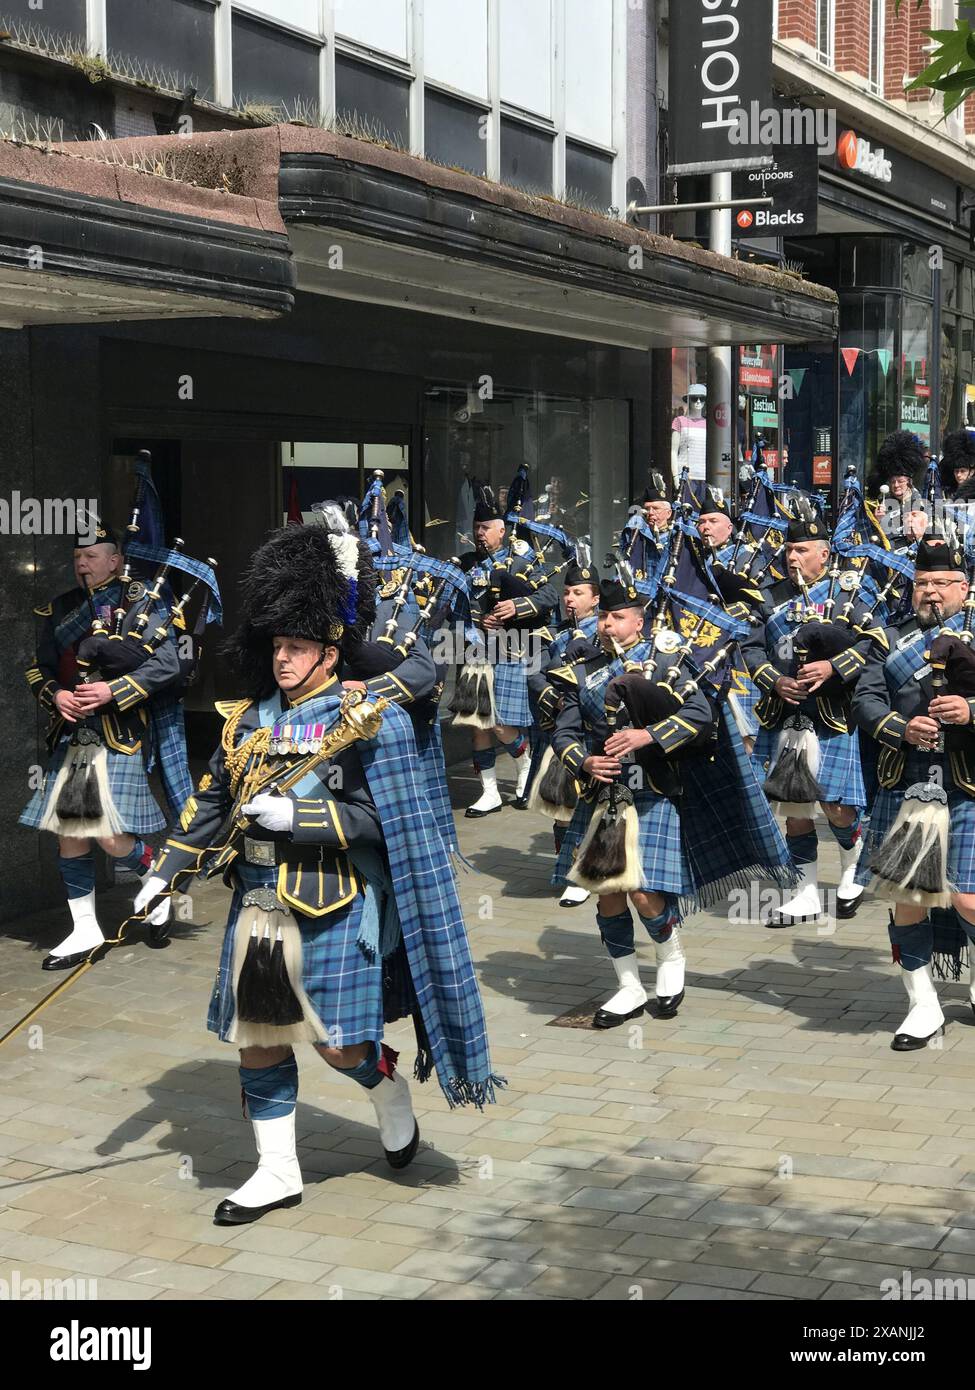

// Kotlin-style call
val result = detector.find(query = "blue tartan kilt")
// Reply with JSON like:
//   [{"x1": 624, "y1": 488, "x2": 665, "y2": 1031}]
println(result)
[
  {"x1": 728, "y1": 678, "x2": 759, "y2": 738},
  {"x1": 206, "y1": 884, "x2": 384, "y2": 1045},
  {"x1": 856, "y1": 787, "x2": 975, "y2": 893},
  {"x1": 552, "y1": 787, "x2": 694, "y2": 900},
  {"x1": 19, "y1": 734, "x2": 167, "y2": 835},
  {"x1": 753, "y1": 722, "x2": 865, "y2": 809},
  {"x1": 493, "y1": 661, "x2": 532, "y2": 729}
]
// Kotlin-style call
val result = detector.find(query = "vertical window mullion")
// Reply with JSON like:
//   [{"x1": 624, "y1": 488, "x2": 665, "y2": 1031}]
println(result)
[
  {"x1": 410, "y1": 0, "x2": 424, "y2": 157},
  {"x1": 552, "y1": 0, "x2": 566, "y2": 199},
  {"x1": 87, "y1": 0, "x2": 106, "y2": 54},
  {"x1": 321, "y1": 0, "x2": 334, "y2": 124},
  {"x1": 487, "y1": 0, "x2": 501, "y2": 182},
  {"x1": 214, "y1": 0, "x2": 232, "y2": 109}
]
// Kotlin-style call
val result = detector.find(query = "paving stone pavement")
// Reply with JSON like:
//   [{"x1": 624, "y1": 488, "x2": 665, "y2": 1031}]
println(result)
[{"x1": 2, "y1": 759, "x2": 975, "y2": 1301}]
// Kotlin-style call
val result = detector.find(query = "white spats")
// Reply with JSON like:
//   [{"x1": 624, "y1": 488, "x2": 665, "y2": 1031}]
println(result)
[
  {"x1": 654, "y1": 926, "x2": 686, "y2": 999},
  {"x1": 224, "y1": 1111, "x2": 302, "y2": 1211},
  {"x1": 766, "y1": 864, "x2": 821, "y2": 926},
  {"x1": 559, "y1": 884, "x2": 591, "y2": 907},
  {"x1": 836, "y1": 838, "x2": 865, "y2": 909},
  {"x1": 466, "y1": 765, "x2": 502, "y2": 816},
  {"x1": 600, "y1": 953, "x2": 648, "y2": 1018},
  {"x1": 50, "y1": 891, "x2": 104, "y2": 959},
  {"x1": 369, "y1": 1071, "x2": 417, "y2": 1154},
  {"x1": 514, "y1": 752, "x2": 531, "y2": 799},
  {"x1": 893, "y1": 965, "x2": 945, "y2": 1050}
]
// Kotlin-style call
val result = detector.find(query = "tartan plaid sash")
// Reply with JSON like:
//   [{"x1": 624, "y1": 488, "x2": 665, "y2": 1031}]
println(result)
[
  {"x1": 261, "y1": 688, "x2": 501, "y2": 1107},
  {"x1": 885, "y1": 613, "x2": 965, "y2": 693}
]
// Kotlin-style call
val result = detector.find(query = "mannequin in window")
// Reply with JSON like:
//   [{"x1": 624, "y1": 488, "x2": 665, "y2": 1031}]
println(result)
[{"x1": 671, "y1": 386, "x2": 708, "y2": 487}]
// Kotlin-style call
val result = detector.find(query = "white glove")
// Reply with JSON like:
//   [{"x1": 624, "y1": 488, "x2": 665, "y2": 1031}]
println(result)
[
  {"x1": 242, "y1": 793, "x2": 294, "y2": 833},
  {"x1": 134, "y1": 874, "x2": 171, "y2": 926}
]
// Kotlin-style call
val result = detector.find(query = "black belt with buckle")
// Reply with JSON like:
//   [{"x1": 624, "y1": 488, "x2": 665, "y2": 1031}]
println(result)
[{"x1": 243, "y1": 837, "x2": 329, "y2": 867}]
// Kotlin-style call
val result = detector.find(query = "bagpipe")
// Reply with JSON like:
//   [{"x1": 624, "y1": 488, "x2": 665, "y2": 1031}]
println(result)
[
  {"x1": 46, "y1": 457, "x2": 220, "y2": 840},
  {"x1": 566, "y1": 634, "x2": 735, "y2": 896},
  {"x1": 870, "y1": 570, "x2": 975, "y2": 907}
]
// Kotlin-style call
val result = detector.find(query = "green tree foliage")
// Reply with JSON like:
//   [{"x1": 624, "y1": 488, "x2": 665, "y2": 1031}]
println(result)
[{"x1": 893, "y1": 1, "x2": 975, "y2": 114}]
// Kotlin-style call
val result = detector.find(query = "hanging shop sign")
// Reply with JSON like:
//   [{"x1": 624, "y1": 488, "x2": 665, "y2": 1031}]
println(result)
[
  {"x1": 668, "y1": 0, "x2": 774, "y2": 175},
  {"x1": 733, "y1": 123, "x2": 819, "y2": 236}
]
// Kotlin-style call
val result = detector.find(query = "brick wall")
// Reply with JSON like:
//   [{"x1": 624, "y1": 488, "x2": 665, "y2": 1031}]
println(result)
[
  {"x1": 835, "y1": 0, "x2": 871, "y2": 79},
  {"x1": 777, "y1": 0, "x2": 817, "y2": 49},
  {"x1": 906, "y1": 0, "x2": 932, "y2": 103}
]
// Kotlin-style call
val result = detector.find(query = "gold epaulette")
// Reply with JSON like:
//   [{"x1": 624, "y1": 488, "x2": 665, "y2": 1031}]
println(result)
[
  {"x1": 546, "y1": 664, "x2": 577, "y2": 686},
  {"x1": 216, "y1": 699, "x2": 254, "y2": 761},
  {"x1": 215, "y1": 698, "x2": 251, "y2": 719}
]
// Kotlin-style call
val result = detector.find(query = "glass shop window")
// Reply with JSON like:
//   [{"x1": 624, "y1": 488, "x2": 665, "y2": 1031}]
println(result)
[
  {"x1": 335, "y1": 54, "x2": 410, "y2": 148},
  {"x1": 106, "y1": 0, "x2": 215, "y2": 100},
  {"x1": 565, "y1": 141, "x2": 614, "y2": 212},
  {"x1": 232, "y1": 13, "x2": 320, "y2": 115},
  {"x1": 500, "y1": 117, "x2": 553, "y2": 195},
  {"x1": 424, "y1": 89, "x2": 487, "y2": 176},
  {"x1": 422, "y1": 386, "x2": 629, "y2": 570}
]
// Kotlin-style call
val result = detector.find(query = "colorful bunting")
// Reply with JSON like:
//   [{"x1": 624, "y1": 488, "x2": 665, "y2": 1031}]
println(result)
[{"x1": 841, "y1": 347, "x2": 861, "y2": 377}]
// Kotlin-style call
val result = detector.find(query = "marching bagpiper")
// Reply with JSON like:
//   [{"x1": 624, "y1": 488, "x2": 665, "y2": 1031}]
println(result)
[
  {"x1": 867, "y1": 430, "x2": 930, "y2": 552},
  {"x1": 134, "y1": 523, "x2": 501, "y2": 1225},
  {"x1": 451, "y1": 471, "x2": 565, "y2": 817},
  {"x1": 20, "y1": 477, "x2": 219, "y2": 970},
  {"x1": 740, "y1": 497, "x2": 886, "y2": 927},
  {"x1": 852, "y1": 536, "x2": 975, "y2": 1051},
  {"x1": 526, "y1": 556, "x2": 601, "y2": 908},
  {"x1": 547, "y1": 552, "x2": 795, "y2": 1030}
]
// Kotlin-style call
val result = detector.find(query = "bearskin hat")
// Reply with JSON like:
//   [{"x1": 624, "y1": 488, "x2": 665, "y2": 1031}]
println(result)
[
  {"x1": 867, "y1": 430, "x2": 926, "y2": 495},
  {"x1": 225, "y1": 524, "x2": 377, "y2": 698},
  {"x1": 940, "y1": 428, "x2": 975, "y2": 494}
]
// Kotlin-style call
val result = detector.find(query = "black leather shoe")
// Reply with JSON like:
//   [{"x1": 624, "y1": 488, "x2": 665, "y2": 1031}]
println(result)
[
  {"x1": 764, "y1": 909, "x2": 821, "y2": 929},
  {"x1": 654, "y1": 989, "x2": 685, "y2": 1020},
  {"x1": 384, "y1": 1121, "x2": 420, "y2": 1170},
  {"x1": 148, "y1": 920, "x2": 171, "y2": 949},
  {"x1": 510, "y1": 796, "x2": 530, "y2": 810},
  {"x1": 592, "y1": 1003, "x2": 644, "y2": 1029},
  {"x1": 41, "y1": 950, "x2": 90, "y2": 971},
  {"x1": 213, "y1": 1192, "x2": 302, "y2": 1226},
  {"x1": 835, "y1": 894, "x2": 862, "y2": 920},
  {"x1": 891, "y1": 1025, "x2": 944, "y2": 1052},
  {"x1": 465, "y1": 803, "x2": 503, "y2": 819}
]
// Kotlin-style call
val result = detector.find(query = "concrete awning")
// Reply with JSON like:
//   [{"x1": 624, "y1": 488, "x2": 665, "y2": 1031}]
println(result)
[
  {"x1": 0, "y1": 125, "x2": 836, "y2": 345},
  {"x1": 0, "y1": 138, "x2": 294, "y2": 328},
  {"x1": 278, "y1": 127, "x2": 837, "y2": 350}
]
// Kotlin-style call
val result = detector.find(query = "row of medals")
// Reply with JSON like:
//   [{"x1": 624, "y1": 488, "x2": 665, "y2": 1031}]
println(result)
[{"x1": 269, "y1": 724, "x2": 325, "y2": 758}]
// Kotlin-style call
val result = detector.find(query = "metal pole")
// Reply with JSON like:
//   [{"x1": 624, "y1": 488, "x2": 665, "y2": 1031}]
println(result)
[{"x1": 706, "y1": 170, "x2": 733, "y2": 492}]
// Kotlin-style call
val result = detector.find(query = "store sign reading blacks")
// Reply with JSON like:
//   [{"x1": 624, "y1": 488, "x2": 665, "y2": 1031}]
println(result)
[
  {"x1": 732, "y1": 122, "x2": 819, "y2": 235},
  {"x1": 668, "y1": 0, "x2": 774, "y2": 176}
]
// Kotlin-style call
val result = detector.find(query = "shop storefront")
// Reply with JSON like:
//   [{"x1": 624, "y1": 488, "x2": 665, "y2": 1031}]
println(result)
[{"x1": 779, "y1": 128, "x2": 971, "y2": 500}]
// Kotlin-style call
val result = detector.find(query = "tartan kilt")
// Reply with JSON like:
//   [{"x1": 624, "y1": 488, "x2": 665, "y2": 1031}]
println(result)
[
  {"x1": 753, "y1": 722, "x2": 865, "y2": 808},
  {"x1": 728, "y1": 678, "x2": 759, "y2": 738},
  {"x1": 493, "y1": 661, "x2": 532, "y2": 729},
  {"x1": 856, "y1": 787, "x2": 975, "y2": 893},
  {"x1": 207, "y1": 881, "x2": 384, "y2": 1045},
  {"x1": 19, "y1": 735, "x2": 167, "y2": 835},
  {"x1": 552, "y1": 787, "x2": 694, "y2": 900}
]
